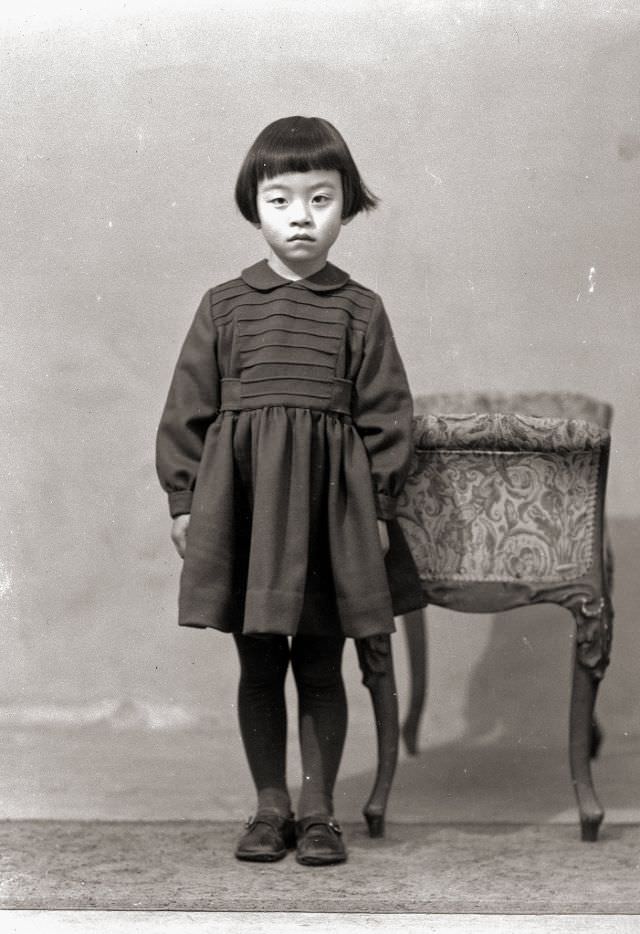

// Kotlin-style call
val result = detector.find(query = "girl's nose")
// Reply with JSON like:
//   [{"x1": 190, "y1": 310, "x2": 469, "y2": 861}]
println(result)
[{"x1": 290, "y1": 200, "x2": 311, "y2": 225}]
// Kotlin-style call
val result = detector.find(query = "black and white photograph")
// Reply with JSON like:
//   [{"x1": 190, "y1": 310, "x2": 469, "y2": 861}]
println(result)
[{"x1": 1, "y1": 1, "x2": 639, "y2": 931}]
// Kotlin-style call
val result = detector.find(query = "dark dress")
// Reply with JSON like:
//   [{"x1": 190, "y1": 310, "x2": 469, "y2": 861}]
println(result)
[{"x1": 156, "y1": 259, "x2": 425, "y2": 639}]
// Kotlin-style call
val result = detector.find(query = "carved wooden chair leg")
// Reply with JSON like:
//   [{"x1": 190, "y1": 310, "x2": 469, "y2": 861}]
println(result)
[
  {"x1": 355, "y1": 634, "x2": 399, "y2": 838},
  {"x1": 401, "y1": 607, "x2": 428, "y2": 755},
  {"x1": 568, "y1": 595, "x2": 613, "y2": 841},
  {"x1": 569, "y1": 659, "x2": 604, "y2": 841}
]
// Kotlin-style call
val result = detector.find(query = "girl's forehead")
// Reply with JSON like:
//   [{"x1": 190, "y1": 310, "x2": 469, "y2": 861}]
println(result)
[{"x1": 258, "y1": 169, "x2": 341, "y2": 192}]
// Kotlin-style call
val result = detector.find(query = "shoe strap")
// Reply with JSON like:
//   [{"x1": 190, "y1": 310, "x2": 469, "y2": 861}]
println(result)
[
  {"x1": 245, "y1": 812, "x2": 293, "y2": 831},
  {"x1": 297, "y1": 815, "x2": 342, "y2": 835}
]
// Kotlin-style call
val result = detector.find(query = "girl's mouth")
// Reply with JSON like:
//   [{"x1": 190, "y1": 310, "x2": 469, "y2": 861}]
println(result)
[{"x1": 288, "y1": 234, "x2": 315, "y2": 242}]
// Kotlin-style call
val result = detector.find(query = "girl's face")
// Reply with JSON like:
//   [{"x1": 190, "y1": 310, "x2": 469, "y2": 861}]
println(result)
[{"x1": 255, "y1": 169, "x2": 350, "y2": 279}]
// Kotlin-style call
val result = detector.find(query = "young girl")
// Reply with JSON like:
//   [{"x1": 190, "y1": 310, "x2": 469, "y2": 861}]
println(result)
[{"x1": 156, "y1": 116, "x2": 424, "y2": 866}]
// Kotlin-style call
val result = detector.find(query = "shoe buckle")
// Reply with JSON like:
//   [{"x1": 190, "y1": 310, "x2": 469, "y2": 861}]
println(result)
[{"x1": 327, "y1": 817, "x2": 342, "y2": 834}]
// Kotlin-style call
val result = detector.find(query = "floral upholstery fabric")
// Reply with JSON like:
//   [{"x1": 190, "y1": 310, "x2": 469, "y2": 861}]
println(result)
[
  {"x1": 412, "y1": 412, "x2": 609, "y2": 454},
  {"x1": 397, "y1": 397, "x2": 611, "y2": 585},
  {"x1": 398, "y1": 448, "x2": 601, "y2": 583}
]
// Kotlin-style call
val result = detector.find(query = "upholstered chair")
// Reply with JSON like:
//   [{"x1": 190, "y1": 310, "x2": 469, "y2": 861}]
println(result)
[{"x1": 395, "y1": 391, "x2": 614, "y2": 842}]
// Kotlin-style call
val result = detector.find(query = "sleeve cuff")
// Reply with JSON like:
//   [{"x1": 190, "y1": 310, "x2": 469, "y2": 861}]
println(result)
[
  {"x1": 168, "y1": 490, "x2": 193, "y2": 518},
  {"x1": 375, "y1": 492, "x2": 398, "y2": 521}
]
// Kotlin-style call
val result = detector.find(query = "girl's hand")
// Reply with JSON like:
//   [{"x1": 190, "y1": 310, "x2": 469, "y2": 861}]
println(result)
[
  {"x1": 377, "y1": 519, "x2": 390, "y2": 557},
  {"x1": 171, "y1": 514, "x2": 191, "y2": 559}
]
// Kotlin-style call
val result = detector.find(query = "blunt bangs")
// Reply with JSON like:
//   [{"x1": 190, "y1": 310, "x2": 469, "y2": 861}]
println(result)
[{"x1": 235, "y1": 116, "x2": 378, "y2": 223}]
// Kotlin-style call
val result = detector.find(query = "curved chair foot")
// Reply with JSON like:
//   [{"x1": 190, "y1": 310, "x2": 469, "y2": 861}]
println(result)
[
  {"x1": 363, "y1": 808, "x2": 385, "y2": 839},
  {"x1": 580, "y1": 812, "x2": 604, "y2": 842}
]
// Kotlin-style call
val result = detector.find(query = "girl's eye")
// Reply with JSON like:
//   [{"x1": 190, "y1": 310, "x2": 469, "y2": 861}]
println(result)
[
  {"x1": 269, "y1": 197, "x2": 287, "y2": 206},
  {"x1": 312, "y1": 194, "x2": 330, "y2": 205}
]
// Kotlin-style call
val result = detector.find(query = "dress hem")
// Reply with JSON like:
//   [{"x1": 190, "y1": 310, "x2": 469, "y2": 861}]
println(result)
[{"x1": 177, "y1": 619, "x2": 396, "y2": 639}]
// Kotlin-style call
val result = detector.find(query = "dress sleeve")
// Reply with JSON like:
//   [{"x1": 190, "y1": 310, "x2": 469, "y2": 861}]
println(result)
[
  {"x1": 352, "y1": 295, "x2": 414, "y2": 520},
  {"x1": 156, "y1": 291, "x2": 219, "y2": 517}
]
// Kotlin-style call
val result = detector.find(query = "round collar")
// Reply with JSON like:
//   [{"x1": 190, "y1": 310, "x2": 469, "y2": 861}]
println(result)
[{"x1": 241, "y1": 259, "x2": 350, "y2": 293}]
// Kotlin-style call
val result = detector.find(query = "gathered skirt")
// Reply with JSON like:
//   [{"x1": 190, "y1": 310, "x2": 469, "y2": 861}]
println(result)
[{"x1": 177, "y1": 406, "x2": 424, "y2": 639}]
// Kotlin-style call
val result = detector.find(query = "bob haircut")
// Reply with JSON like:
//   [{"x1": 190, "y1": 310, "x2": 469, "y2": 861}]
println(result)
[{"x1": 235, "y1": 116, "x2": 379, "y2": 224}]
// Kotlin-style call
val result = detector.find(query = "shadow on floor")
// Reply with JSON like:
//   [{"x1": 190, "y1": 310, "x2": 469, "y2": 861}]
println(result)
[{"x1": 337, "y1": 734, "x2": 640, "y2": 827}]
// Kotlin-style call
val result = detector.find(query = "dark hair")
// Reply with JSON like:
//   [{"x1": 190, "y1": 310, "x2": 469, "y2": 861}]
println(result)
[{"x1": 235, "y1": 116, "x2": 379, "y2": 223}]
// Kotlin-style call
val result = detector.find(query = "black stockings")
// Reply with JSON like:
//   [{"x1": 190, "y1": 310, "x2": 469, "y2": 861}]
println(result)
[{"x1": 233, "y1": 633, "x2": 347, "y2": 818}]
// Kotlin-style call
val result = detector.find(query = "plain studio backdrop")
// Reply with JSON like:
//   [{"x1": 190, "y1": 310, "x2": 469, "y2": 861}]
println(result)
[{"x1": 1, "y1": 0, "x2": 639, "y2": 823}]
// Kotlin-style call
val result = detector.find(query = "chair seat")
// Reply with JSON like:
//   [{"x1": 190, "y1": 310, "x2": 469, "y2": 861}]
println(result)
[{"x1": 414, "y1": 390, "x2": 612, "y2": 427}]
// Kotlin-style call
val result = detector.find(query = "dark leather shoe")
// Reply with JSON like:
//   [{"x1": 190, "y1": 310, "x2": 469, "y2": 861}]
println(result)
[
  {"x1": 295, "y1": 815, "x2": 347, "y2": 866},
  {"x1": 235, "y1": 811, "x2": 296, "y2": 862}
]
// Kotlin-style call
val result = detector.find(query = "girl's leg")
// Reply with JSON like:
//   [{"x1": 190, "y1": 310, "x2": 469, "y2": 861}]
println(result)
[
  {"x1": 290, "y1": 634, "x2": 347, "y2": 817},
  {"x1": 233, "y1": 633, "x2": 292, "y2": 815}
]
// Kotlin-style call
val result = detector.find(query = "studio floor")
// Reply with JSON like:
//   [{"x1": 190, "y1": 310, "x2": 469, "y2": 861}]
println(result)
[
  {"x1": 3, "y1": 723, "x2": 640, "y2": 930},
  {"x1": 3, "y1": 819, "x2": 640, "y2": 914}
]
